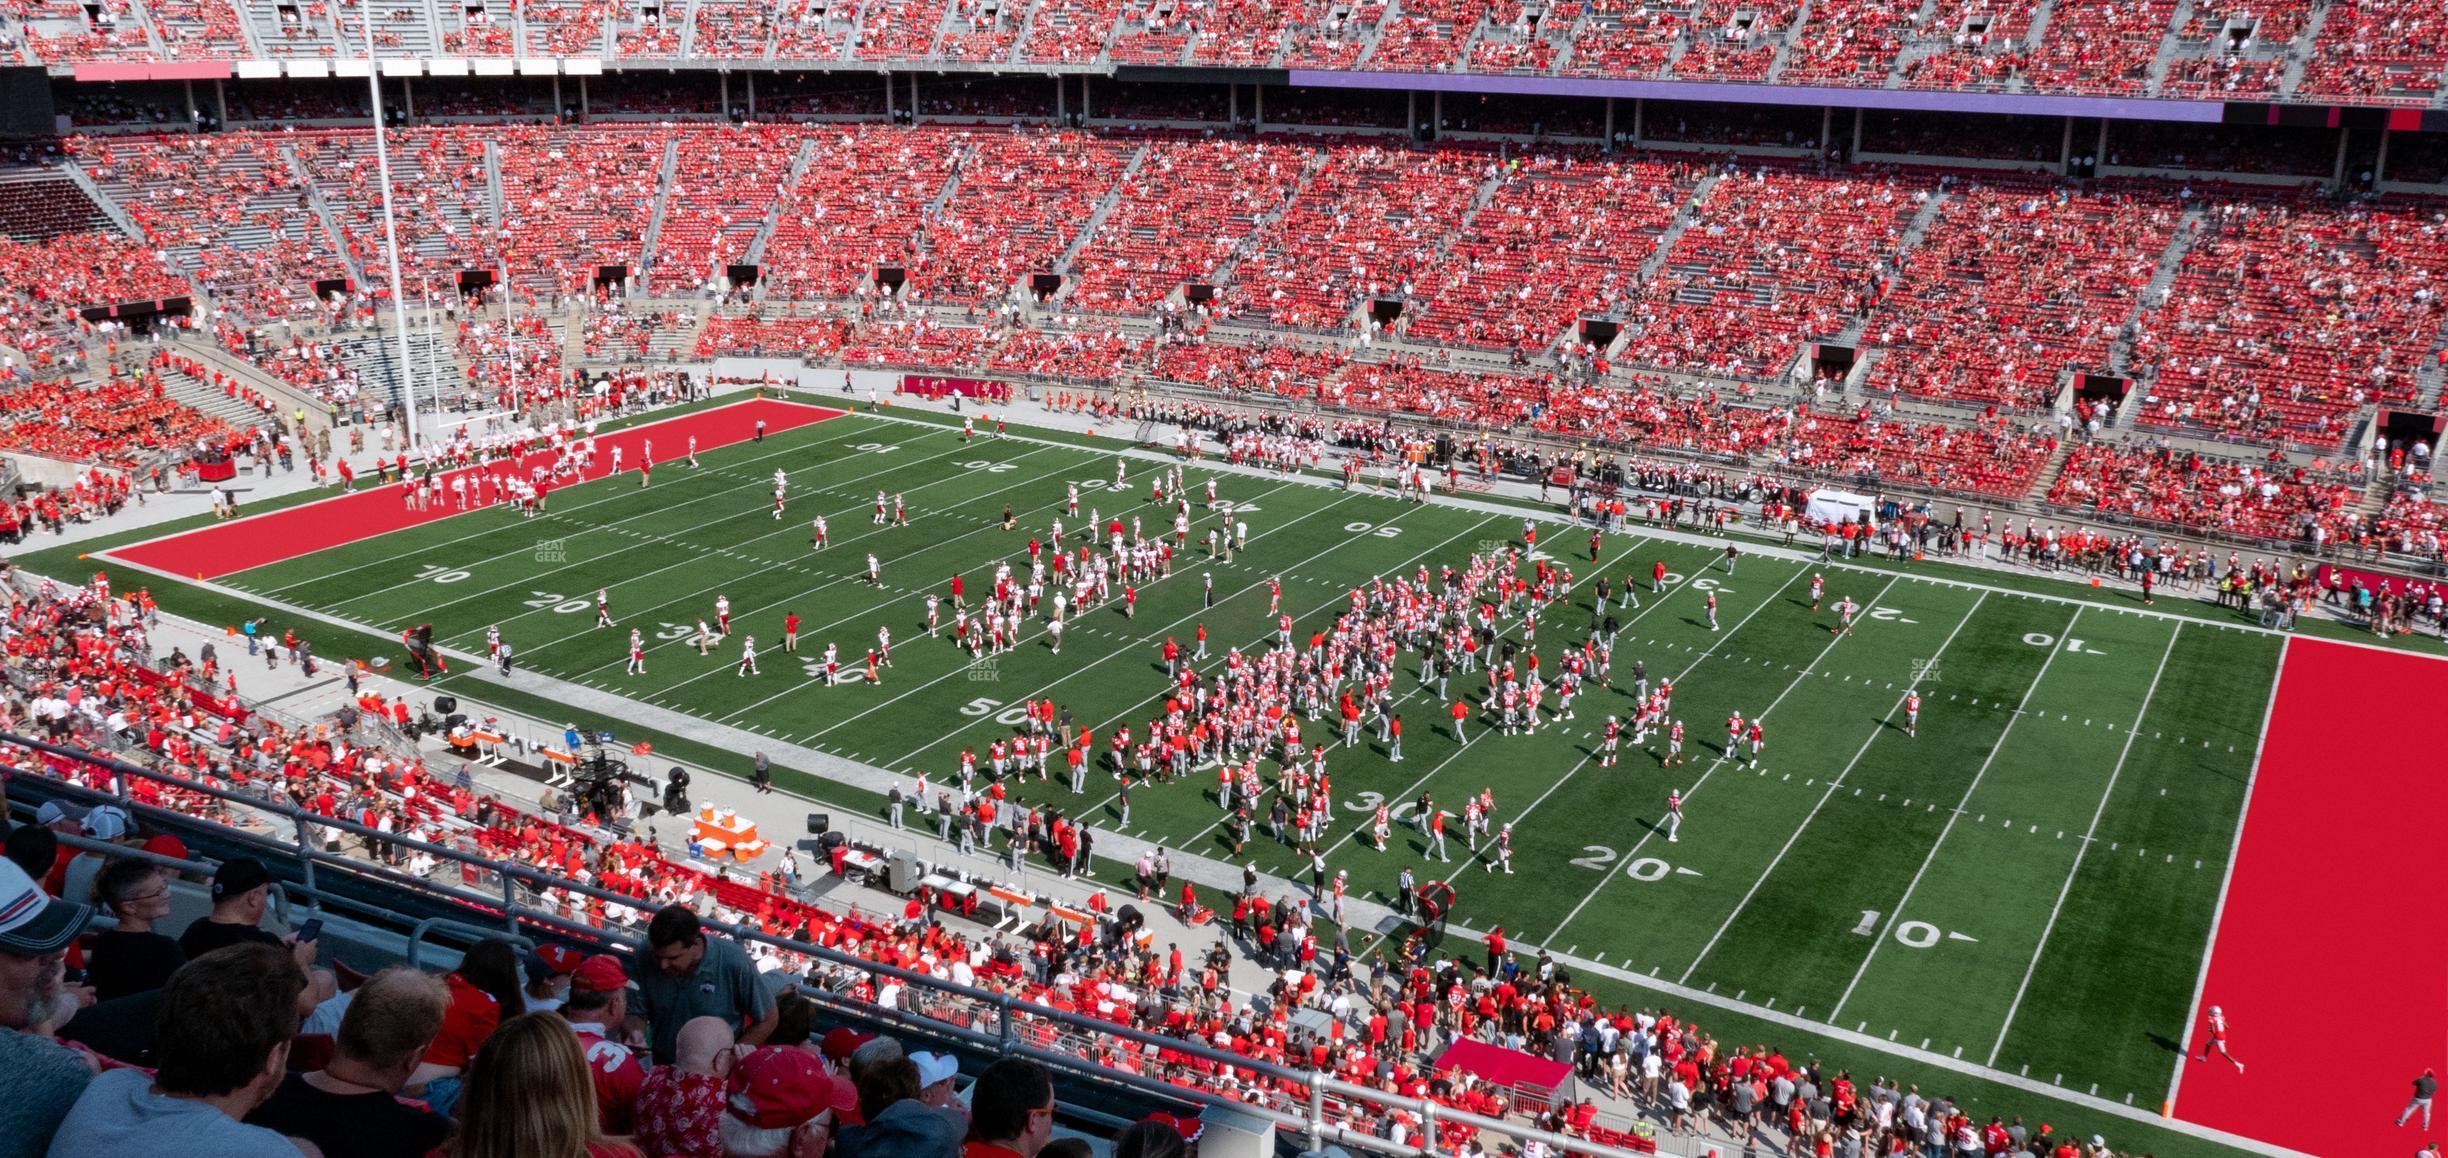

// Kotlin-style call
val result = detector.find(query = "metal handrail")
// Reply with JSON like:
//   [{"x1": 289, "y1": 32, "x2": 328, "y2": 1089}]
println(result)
[{"x1": 1, "y1": 732, "x2": 1677, "y2": 1158}]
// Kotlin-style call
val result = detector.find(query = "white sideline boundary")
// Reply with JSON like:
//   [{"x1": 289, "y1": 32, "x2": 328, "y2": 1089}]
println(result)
[
  {"x1": 1989, "y1": 623, "x2": 2184, "y2": 1063},
  {"x1": 76, "y1": 404, "x2": 2345, "y2": 1158},
  {"x1": 2167, "y1": 635, "x2": 2289, "y2": 1113}
]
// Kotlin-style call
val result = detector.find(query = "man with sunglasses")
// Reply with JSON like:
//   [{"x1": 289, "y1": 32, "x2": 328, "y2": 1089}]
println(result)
[{"x1": 82, "y1": 859, "x2": 181, "y2": 1003}]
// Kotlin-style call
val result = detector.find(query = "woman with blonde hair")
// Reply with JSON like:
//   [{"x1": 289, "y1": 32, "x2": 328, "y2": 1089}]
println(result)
[{"x1": 440, "y1": 1012, "x2": 641, "y2": 1158}]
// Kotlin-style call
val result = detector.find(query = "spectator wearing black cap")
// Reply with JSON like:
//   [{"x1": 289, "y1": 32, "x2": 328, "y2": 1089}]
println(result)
[
  {"x1": 246, "y1": 966, "x2": 450, "y2": 1158},
  {"x1": 0, "y1": 857, "x2": 97, "y2": 1158},
  {"x1": 45, "y1": 942, "x2": 314, "y2": 1158},
  {"x1": 178, "y1": 858, "x2": 332, "y2": 1012},
  {"x1": 175, "y1": 857, "x2": 283, "y2": 958}
]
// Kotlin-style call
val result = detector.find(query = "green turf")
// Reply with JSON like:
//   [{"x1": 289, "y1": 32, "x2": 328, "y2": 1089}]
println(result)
[{"x1": 63, "y1": 404, "x2": 2348, "y2": 1158}]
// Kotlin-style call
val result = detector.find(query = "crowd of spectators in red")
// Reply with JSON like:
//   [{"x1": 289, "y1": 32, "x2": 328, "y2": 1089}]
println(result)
[
  {"x1": 0, "y1": 364, "x2": 238, "y2": 471},
  {"x1": 6, "y1": 123, "x2": 2448, "y2": 555},
  {"x1": 2044, "y1": 440, "x2": 2363, "y2": 542},
  {"x1": 1858, "y1": 179, "x2": 2182, "y2": 410},
  {"x1": 1405, "y1": 153, "x2": 1694, "y2": 353},
  {"x1": 2127, "y1": 195, "x2": 2448, "y2": 449},
  {"x1": 1624, "y1": 167, "x2": 1911, "y2": 380},
  {"x1": 11, "y1": 0, "x2": 2448, "y2": 106}
]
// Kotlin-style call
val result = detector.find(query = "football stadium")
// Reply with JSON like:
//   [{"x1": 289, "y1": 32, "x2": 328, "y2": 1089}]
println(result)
[{"x1": 0, "y1": 10, "x2": 2442, "y2": 1158}]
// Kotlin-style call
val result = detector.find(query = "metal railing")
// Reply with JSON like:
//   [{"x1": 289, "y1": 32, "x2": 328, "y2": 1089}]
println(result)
[{"x1": 2, "y1": 731, "x2": 1686, "y2": 1158}]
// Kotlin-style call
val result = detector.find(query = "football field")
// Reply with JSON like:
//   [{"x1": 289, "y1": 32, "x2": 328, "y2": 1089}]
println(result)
[{"x1": 101, "y1": 398, "x2": 2381, "y2": 1149}]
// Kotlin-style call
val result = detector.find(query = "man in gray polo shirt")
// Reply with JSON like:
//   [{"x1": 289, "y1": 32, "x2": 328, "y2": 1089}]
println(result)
[{"x1": 625, "y1": 904, "x2": 777, "y2": 1066}]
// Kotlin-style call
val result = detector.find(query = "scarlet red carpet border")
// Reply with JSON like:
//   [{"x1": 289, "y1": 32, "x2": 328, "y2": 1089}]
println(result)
[
  {"x1": 106, "y1": 399, "x2": 844, "y2": 581},
  {"x1": 2173, "y1": 636, "x2": 2448, "y2": 1157}
]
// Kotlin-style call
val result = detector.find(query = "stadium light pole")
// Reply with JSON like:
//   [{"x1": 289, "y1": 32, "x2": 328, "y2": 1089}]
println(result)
[{"x1": 361, "y1": 1, "x2": 422, "y2": 449}]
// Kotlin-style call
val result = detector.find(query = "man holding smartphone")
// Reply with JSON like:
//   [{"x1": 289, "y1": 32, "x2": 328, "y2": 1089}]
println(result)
[{"x1": 178, "y1": 857, "x2": 329, "y2": 1002}]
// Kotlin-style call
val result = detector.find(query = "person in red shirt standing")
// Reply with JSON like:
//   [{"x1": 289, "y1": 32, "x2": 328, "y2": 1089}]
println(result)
[
  {"x1": 1652, "y1": 559, "x2": 1669, "y2": 592},
  {"x1": 2195, "y1": 1004, "x2": 2244, "y2": 1072},
  {"x1": 561, "y1": 955, "x2": 645, "y2": 1134},
  {"x1": 783, "y1": 612, "x2": 801, "y2": 653},
  {"x1": 1485, "y1": 926, "x2": 1506, "y2": 974}
]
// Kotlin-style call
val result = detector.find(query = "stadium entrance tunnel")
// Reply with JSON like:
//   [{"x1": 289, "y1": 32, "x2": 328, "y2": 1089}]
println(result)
[
  {"x1": 2077, "y1": 371, "x2": 2131, "y2": 410},
  {"x1": 726, "y1": 262, "x2": 759, "y2": 289},
  {"x1": 1369, "y1": 298, "x2": 1402, "y2": 327},
  {"x1": 593, "y1": 263, "x2": 628, "y2": 291},
  {"x1": 1810, "y1": 341, "x2": 1856, "y2": 382},
  {"x1": 2377, "y1": 408, "x2": 2444, "y2": 461},
  {"x1": 1579, "y1": 317, "x2": 1620, "y2": 348},
  {"x1": 457, "y1": 267, "x2": 496, "y2": 297},
  {"x1": 875, "y1": 264, "x2": 907, "y2": 295},
  {"x1": 79, "y1": 295, "x2": 190, "y2": 336},
  {"x1": 1030, "y1": 272, "x2": 1063, "y2": 302}
]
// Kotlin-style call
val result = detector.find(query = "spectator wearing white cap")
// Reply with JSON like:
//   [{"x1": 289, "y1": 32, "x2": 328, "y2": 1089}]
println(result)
[
  {"x1": 0, "y1": 857, "x2": 97, "y2": 1158},
  {"x1": 22, "y1": 801, "x2": 101, "y2": 896},
  {"x1": 50, "y1": 807, "x2": 136, "y2": 918},
  {"x1": 909, "y1": 1052, "x2": 959, "y2": 1110},
  {"x1": 834, "y1": 1049, "x2": 961, "y2": 1158}
]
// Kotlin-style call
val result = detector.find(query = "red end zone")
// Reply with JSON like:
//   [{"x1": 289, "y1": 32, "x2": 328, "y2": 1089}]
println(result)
[
  {"x1": 2174, "y1": 636, "x2": 2448, "y2": 1156},
  {"x1": 106, "y1": 399, "x2": 846, "y2": 581}
]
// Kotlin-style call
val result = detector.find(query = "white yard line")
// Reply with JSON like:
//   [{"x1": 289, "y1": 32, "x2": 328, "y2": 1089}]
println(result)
[
  {"x1": 238, "y1": 399, "x2": 860, "y2": 597},
  {"x1": 694, "y1": 474, "x2": 1311, "y2": 722},
  {"x1": 856, "y1": 489, "x2": 1380, "y2": 766},
  {"x1": 1097, "y1": 513, "x2": 1514, "y2": 846},
  {"x1": 2166, "y1": 634, "x2": 2287, "y2": 1107},
  {"x1": 1987, "y1": 622, "x2": 2182, "y2": 1064},
  {"x1": 511, "y1": 442, "x2": 1081, "y2": 679},
  {"x1": 1453, "y1": 558, "x2": 1823, "y2": 844},
  {"x1": 1677, "y1": 588, "x2": 1988, "y2": 983},
  {"x1": 1275, "y1": 537, "x2": 1722, "y2": 863},
  {"x1": 1827, "y1": 605, "x2": 2086, "y2": 1022},
  {"x1": 1541, "y1": 570, "x2": 1889, "y2": 943},
  {"x1": 353, "y1": 425, "x2": 969, "y2": 619}
]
